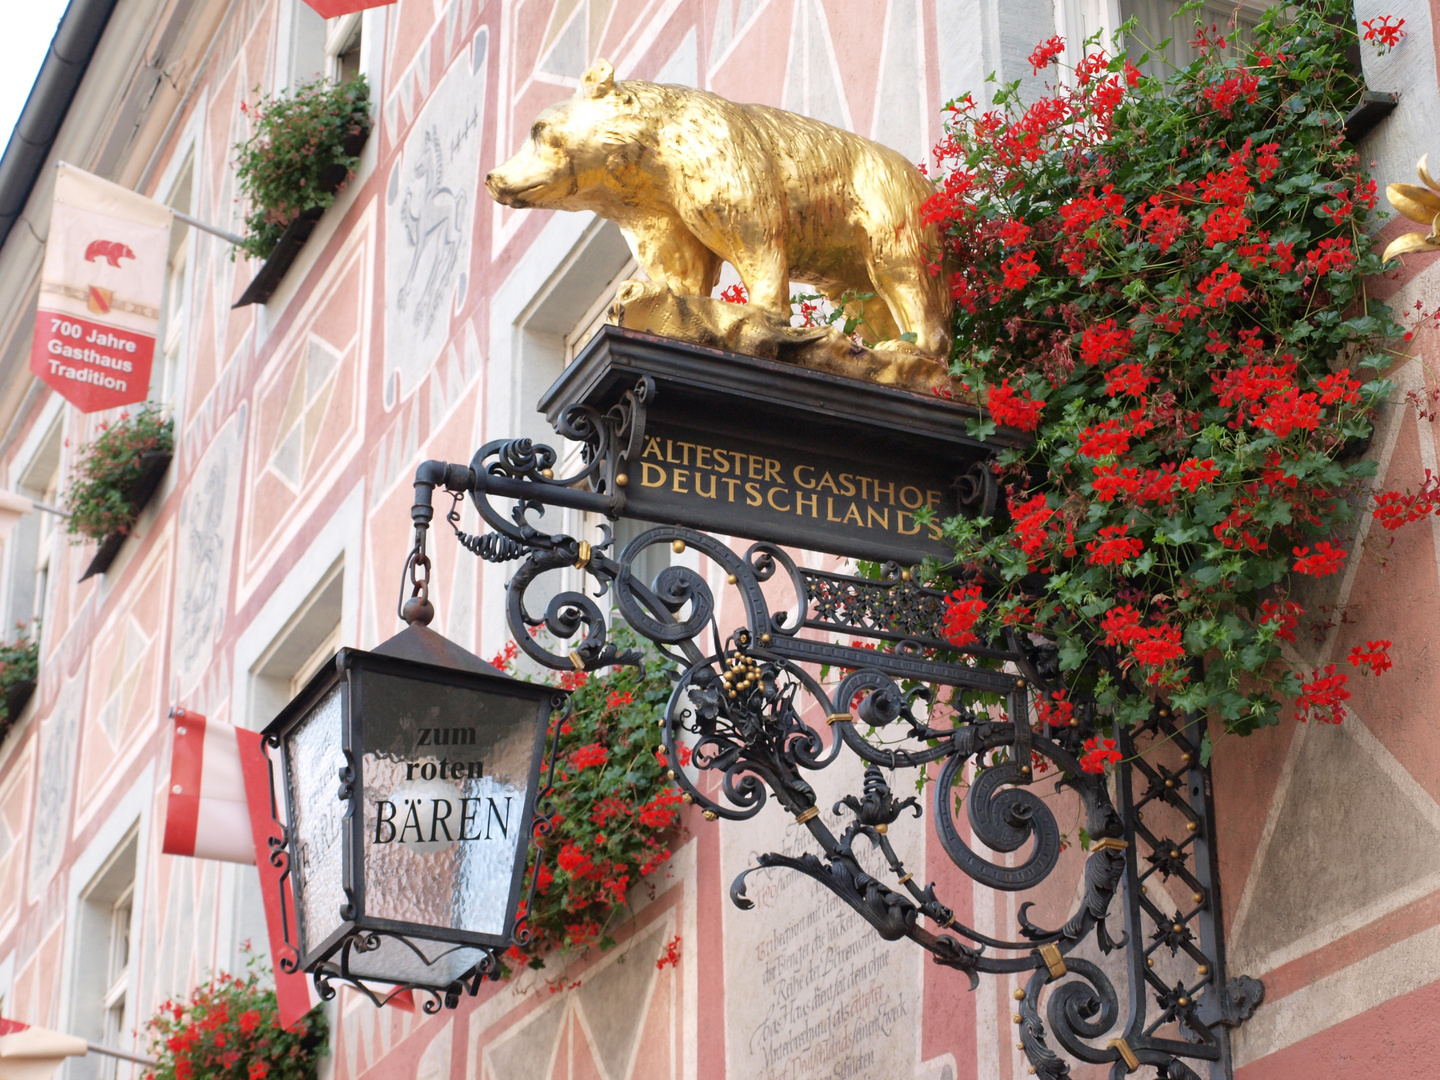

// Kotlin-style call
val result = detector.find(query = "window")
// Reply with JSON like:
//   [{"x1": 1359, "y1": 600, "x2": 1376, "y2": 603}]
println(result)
[
  {"x1": 249, "y1": 559, "x2": 343, "y2": 727},
  {"x1": 154, "y1": 160, "x2": 192, "y2": 409},
  {"x1": 234, "y1": 550, "x2": 349, "y2": 973},
  {"x1": 6, "y1": 417, "x2": 62, "y2": 638},
  {"x1": 30, "y1": 469, "x2": 58, "y2": 633},
  {"x1": 72, "y1": 834, "x2": 137, "y2": 1080},
  {"x1": 554, "y1": 254, "x2": 638, "y2": 487},
  {"x1": 326, "y1": 14, "x2": 363, "y2": 85},
  {"x1": 100, "y1": 886, "x2": 133, "y2": 1078},
  {"x1": 609, "y1": 517, "x2": 672, "y2": 595},
  {"x1": 287, "y1": 0, "x2": 329, "y2": 88},
  {"x1": 291, "y1": 620, "x2": 341, "y2": 696},
  {"x1": 557, "y1": 262, "x2": 673, "y2": 595},
  {"x1": 1122, "y1": 0, "x2": 1267, "y2": 81},
  {"x1": 563, "y1": 258, "x2": 639, "y2": 365},
  {"x1": 500, "y1": 221, "x2": 660, "y2": 626}
]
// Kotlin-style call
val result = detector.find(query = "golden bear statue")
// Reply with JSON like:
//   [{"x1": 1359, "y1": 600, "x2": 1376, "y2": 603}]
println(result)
[{"x1": 485, "y1": 60, "x2": 952, "y2": 392}]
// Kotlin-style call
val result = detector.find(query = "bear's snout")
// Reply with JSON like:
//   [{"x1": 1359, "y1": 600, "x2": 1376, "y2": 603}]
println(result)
[{"x1": 485, "y1": 164, "x2": 537, "y2": 208}]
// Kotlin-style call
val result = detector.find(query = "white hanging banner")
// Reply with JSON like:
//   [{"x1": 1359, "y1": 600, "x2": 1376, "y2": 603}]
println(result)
[{"x1": 30, "y1": 163, "x2": 171, "y2": 412}]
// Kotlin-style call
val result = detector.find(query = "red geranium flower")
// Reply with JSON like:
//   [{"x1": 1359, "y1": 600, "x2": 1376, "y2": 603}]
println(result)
[
  {"x1": 1348, "y1": 640, "x2": 1393, "y2": 676},
  {"x1": 1292, "y1": 541, "x2": 1345, "y2": 577},
  {"x1": 941, "y1": 583, "x2": 987, "y2": 649},
  {"x1": 1196, "y1": 262, "x2": 1248, "y2": 307},
  {"x1": 1086, "y1": 525, "x2": 1144, "y2": 566},
  {"x1": 1177, "y1": 458, "x2": 1220, "y2": 491},
  {"x1": 988, "y1": 379, "x2": 1046, "y2": 431},
  {"x1": 1296, "y1": 665, "x2": 1349, "y2": 723},
  {"x1": 570, "y1": 743, "x2": 609, "y2": 770},
  {"x1": 1079, "y1": 737, "x2": 1122, "y2": 774}
]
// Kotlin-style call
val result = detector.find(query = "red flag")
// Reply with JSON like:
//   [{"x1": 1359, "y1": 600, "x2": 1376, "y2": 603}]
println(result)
[
  {"x1": 235, "y1": 720, "x2": 318, "y2": 1029},
  {"x1": 31, "y1": 164, "x2": 169, "y2": 412},
  {"x1": 301, "y1": 0, "x2": 394, "y2": 16}
]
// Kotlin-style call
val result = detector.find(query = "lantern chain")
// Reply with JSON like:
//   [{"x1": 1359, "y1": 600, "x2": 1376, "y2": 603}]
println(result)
[{"x1": 398, "y1": 498, "x2": 435, "y2": 627}]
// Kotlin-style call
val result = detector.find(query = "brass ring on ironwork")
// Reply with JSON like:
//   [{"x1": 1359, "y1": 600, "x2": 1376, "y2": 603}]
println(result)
[{"x1": 1037, "y1": 943, "x2": 1067, "y2": 979}]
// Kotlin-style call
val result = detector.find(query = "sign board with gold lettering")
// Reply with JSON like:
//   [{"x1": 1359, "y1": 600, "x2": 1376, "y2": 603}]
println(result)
[{"x1": 540, "y1": 328, "x2": 1023, "y2": 567}]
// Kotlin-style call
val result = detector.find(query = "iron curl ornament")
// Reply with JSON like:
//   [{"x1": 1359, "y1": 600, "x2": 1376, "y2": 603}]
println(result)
[{"x1": 405, "y1": 416, "x2": 1263, "y2": 1080}]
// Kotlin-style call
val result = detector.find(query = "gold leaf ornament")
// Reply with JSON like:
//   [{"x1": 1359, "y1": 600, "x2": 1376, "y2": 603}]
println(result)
[{"x1": 1384, "y1": 154, "x2": 1440, "y2": 261}]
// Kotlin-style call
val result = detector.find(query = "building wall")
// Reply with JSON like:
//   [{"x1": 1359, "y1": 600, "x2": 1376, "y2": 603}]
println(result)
[{"x1": 0, "y1": 1, "x2": 1437, "y2": 1079}]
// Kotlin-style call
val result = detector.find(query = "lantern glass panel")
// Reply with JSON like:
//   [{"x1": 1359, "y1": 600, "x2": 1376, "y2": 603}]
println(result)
[
  {"x1": 355, "y1": 668, "x2": 542, "y2": 942},
  {"x1": 284, "y1": 684, "x2": 347, "y2": 958},
  {"x1": 339, "y1": 937, "x2": 489, "y2": 986}
]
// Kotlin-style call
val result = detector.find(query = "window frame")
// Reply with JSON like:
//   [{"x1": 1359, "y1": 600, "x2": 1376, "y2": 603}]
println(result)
[
  {"x1": 154, "y1": 153, "x2": 194, "y2": 414},
  {"x1": 63, "y1": 821, "x2": 142, "y2": 1080},
  {"x1": 4, "y1": 409, "x2": 64, "y2": 639},
  {"x1": 325, "y1": 13, "x2": 364, "y2": 84}
]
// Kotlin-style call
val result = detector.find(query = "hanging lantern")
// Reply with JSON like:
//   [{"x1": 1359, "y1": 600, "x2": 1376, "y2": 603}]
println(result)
[{"x1": 262, "y1": 620, "x2": 562, "y2": 998}]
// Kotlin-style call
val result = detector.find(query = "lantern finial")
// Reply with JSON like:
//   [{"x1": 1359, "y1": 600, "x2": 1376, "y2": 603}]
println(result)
[{"x1": 401, "y1": 595, "x2": 434, "y2": 625}]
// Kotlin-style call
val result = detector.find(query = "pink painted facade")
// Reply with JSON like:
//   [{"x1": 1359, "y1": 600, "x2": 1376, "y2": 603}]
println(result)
[{"x1": 0, "y1": 1, "x2": 1437, "y2": 1078}]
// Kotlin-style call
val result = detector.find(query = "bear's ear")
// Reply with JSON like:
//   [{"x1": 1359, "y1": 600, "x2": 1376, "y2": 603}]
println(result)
[{"x1": 582, "y1": 59, "x2": 616, "y2": 98}]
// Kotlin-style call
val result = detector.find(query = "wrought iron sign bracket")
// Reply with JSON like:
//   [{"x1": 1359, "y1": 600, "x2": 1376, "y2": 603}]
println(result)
[{"x1": 404, "y1": 328, "x2": 1261, "y2": 1078}]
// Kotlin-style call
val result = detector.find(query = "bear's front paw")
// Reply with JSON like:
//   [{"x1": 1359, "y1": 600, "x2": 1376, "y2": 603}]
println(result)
[
  {"x1": 869, "y1": 337, "x2": 938, "y2": 361},
  {"x1": 613, "y1": 279, "x2": 670, "y2": 308}
]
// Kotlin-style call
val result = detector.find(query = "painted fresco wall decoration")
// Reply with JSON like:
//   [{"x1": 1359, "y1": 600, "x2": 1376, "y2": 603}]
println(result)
[
  {"x1": 173, "y1": 409, "x2": 246, "y2": 693},
  {"x1": 720, "y1": 756, "x2": 937, "y2": 1080},
  {"x1": 396, "y1": 129, "x2": 467, "y2": 336},
  {"x1": 475, "y1": 919, "x2": 680, "y2": 1080},
  {"x1": 25, "y1": 669, "x2": 83, "y2": 902},
  {"x1": 385, "y1": 28, "x2": 487, "y2": 404}
]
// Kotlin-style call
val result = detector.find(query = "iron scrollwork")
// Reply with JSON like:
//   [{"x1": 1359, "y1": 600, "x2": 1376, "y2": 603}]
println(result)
[{"x1": 406, "y1": 418, "x2": 1259, "y2": 1078}]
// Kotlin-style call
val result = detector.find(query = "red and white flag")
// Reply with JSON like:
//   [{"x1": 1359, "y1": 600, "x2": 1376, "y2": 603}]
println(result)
[
  {"x1": 162, "y1": 710, "x2": 315, "y2": 1027},
  {"x1": 30, "y1": 163, "x2": 170, "y2": 413},
  {"x1": 0, "y1": 1021, "x2": 87, "y2": 1080},
  {"x1": 162, "y1": 709, "x2": 255, "y2": 863},
  {"x1": 162, "y1": 711, "x2": 413, "y2": 1025}
]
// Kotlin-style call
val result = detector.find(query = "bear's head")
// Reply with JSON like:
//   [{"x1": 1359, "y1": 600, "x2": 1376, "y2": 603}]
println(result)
[{"x1": 485, "y1": 59, "x2": 648, "y2": 211}]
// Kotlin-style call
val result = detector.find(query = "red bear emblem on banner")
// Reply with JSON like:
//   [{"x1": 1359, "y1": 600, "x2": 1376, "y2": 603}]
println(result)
[{"x1": 83, "y1": 239, "x2": 136, "y2": 268}]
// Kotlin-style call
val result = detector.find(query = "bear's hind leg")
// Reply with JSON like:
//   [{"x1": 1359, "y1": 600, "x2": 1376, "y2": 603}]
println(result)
[
  {"x1": 728, "y1": 250, "x2": 792, "y2": 318},
  {"x1": 866, "y1": 259, "x2": 951, "y2": 358}
]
